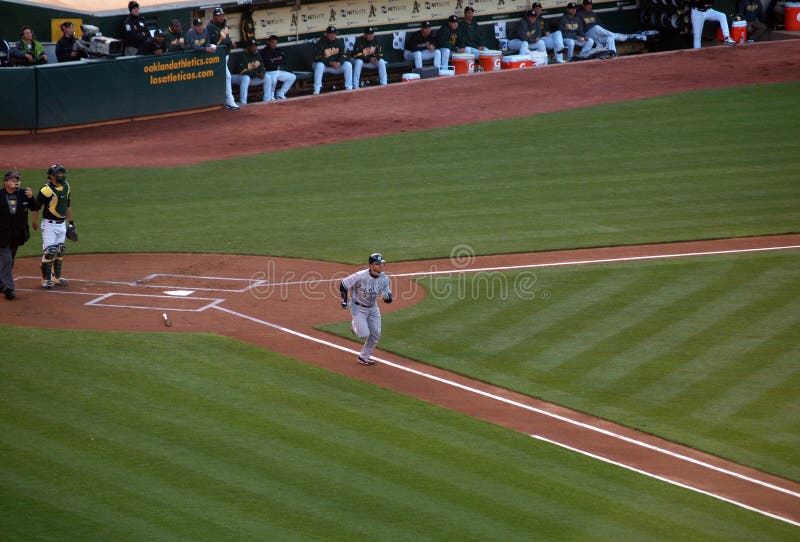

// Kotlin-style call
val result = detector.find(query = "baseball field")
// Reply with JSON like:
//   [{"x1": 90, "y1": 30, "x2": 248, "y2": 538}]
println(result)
[{"x1": 1, "y1": 42, "x2": 799, "y2": 540}]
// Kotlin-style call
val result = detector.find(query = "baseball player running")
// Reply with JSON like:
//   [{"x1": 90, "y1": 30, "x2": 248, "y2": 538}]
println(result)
[
  {"x1": 339, "y1": 253, "x2": 393, "y2": 366},
  {"x1": 31, "y1": 165, "x2": 74, "y2": 288}
]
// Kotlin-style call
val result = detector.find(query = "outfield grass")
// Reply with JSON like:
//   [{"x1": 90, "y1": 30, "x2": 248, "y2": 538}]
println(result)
[
  {"x1": 14, "y1": 82, "x2": 800, "y2": 263},
  {"x1": 1, "y1": 328, "x2": 797, "y2": 541},
  {"x1": 323, "y1": 250, "x2": 800, "y2": 481}
]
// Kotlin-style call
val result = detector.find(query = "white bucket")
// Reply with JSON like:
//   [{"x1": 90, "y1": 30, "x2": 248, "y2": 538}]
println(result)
[{"x1": 530, "y1": 50, "x2": 548, "y2": 67}]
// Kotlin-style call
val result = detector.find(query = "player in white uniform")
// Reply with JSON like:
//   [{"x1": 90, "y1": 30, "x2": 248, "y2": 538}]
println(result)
[
  {"x1": 691, "y1": 0, "x2": 736, "y2": 48},
  {"x1": 340, "y1": 253, "x2": 393, "y2": 366}
]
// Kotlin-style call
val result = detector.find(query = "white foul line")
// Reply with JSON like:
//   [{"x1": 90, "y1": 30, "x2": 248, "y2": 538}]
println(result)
[
  {"x1": 391, "y1": 244, "x2": 800, "y2": 279},
  {"x1": 260, "y1": 244, "x2": 800, "y2": 288},
  {"x1": 531, "y1": 434, "x2": 800, "y2": 528},
  {"x1": 211, "y1": 304, "x2": 800, "y2": 528}
]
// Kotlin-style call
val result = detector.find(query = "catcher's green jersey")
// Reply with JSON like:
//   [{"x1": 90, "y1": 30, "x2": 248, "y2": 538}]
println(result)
[{"x1": 38, "y1": 181, "x2": 70, "y2": 220}]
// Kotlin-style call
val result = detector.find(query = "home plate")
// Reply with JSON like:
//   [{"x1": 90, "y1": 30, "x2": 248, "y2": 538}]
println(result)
[{"x1": 164, "y1": 290, "x2": 195, "y2": 297}]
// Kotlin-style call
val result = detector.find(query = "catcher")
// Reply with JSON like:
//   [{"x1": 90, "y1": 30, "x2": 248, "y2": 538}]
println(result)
[{"x1": 31, "y1": 164, "x2": 77, "y2": 289}]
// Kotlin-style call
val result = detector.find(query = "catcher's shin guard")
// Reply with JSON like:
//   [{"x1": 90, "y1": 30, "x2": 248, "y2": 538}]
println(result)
[
  {"x1": 41, "y1": 245, "x2": 57, "y2": 287},
  {"x1": 54, "y1": 243, "x2": 67, "y2": 284}
]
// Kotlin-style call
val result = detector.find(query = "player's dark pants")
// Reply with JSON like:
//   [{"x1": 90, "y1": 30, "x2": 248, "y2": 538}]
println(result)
[{"x1": 0, "y1": 244, "x2": 19, "y2": 291}]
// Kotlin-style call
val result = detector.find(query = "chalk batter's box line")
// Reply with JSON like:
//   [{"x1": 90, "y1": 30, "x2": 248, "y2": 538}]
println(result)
[
  {"x1": 137, "y1": 273, "x2": 269, "y2": 293},
  {"x1": 18, "y1": 274, "x2": 269, "y2": 293},
  {"x1": 85, "y1": 292, "x2": 225, "y2": 312}
]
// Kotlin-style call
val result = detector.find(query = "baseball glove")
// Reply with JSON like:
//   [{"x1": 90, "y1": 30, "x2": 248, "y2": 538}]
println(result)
[{"x1": 66, "y1": 221, "x2": 78, "y2": 242}]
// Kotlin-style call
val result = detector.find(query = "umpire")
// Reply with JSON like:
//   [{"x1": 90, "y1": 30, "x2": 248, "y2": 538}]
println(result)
[{"x1": 0, "y1": 170, "x2": 40, "y2": 300}]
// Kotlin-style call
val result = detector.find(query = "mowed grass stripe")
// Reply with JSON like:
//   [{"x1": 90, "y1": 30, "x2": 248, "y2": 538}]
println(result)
[
  {"x1": 0, "y1": 427, "x2": 260, "y2": 541},
  {"x1": 583, "y1": 259, "x2": 775, "y2": 395},
  {"x1": 4, "y1": 330, "x2": 798, "y2": 539},
  {"x1": 339, "y1": 250, "x2": 800, "y2": 481},
  {"x1": 647, "y1": 262, "x2": 800, "y2": 409},
  {"x1": 1, "y1": 388, "x2": 366, "y2": 539}
]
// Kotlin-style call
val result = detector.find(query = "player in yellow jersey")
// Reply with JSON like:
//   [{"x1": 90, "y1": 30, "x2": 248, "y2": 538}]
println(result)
[{"x1": 31, "y1": 165, "x2": 74, "y2": 288}]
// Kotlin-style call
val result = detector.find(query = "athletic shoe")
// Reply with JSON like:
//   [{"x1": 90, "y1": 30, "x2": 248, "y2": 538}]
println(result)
[
  {"x1": 55, "y1": 277, "x2": 69, "y2": 286},
  {"x1": 42, "y1": 279, "x2": 54, "y2": 289},
  {"x1": 357, "y1": 355, "x2": 375, "y2": 366},
  {"x1": 224, "y1": 103, "x2": 240, "y2": 110},
  {"x1": 722, "y1": 37, "x2": 736, "y2": 45},
  {"x1": 276, "y1": 94, "x2": 287, "y2": 100},
  {"x1": 4, "y1": 288, "x2": 15, "y2": 300}
]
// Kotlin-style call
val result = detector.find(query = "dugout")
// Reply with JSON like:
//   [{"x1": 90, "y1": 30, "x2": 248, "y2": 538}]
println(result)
[{"x1": 0, "y1": 0, "x2": 740, "y2": 130}]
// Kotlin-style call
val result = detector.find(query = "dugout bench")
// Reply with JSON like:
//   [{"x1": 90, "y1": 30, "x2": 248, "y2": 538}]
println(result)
[{"x1": 228, "y1": 25, "x2": 499, "y2": 101}]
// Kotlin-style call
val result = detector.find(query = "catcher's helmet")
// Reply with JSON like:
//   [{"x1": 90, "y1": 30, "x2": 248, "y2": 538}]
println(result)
[{"x1": 47, "y1": 164, "x2": 66, "y2": 177}]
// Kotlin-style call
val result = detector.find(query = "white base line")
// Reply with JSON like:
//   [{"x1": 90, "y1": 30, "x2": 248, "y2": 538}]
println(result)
[
  {"x1": 212, "y1": 305, "x2": 800, "y2": 528},
  {"x1": 260, "y1": 244, "x2": 800, "y2": 288},
  {"x1": 391, "y1": 244, "x2": 800, "y2": 279},
  {"x1": 531, "y1": 434, "x2": 800, "y2": 528}
]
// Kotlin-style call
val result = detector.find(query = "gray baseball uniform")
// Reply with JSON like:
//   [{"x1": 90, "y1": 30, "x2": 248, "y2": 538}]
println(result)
[{"x1": 341, "y1": 259, "x2": 392, "y2": 364}]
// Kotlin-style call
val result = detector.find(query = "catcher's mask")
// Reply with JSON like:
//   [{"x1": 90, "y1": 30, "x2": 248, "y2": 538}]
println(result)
[{"x1": 48, "y1": 164, "x2": 67, "y2": 182}]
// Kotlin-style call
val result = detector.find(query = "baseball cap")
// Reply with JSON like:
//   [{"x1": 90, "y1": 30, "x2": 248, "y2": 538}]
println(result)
[
  {"x1": 448, "y1": 15, "x2": 459, "y2": 22},
  {"x1": 421, "y1": 21, "x2": 432, "y2": 28},
  {"x1": 464, "y1": 6, "x2": 475, "y2": 13},
  {"x1": 369, "y1": 253, "x2": 385, "y2": 265},
  {"x1": 365, "y1": 26, "x2": 376, "y2": 33},
  {"x1": 268, "y1": 34, "x2": 278, "y2": 41},
  {"x1": 153, "y1": 28, "x2": 164, "y2": 37},
  {"x1": 526, "y1": 9, "x2": 536, "y2": 16},
  {"x1": 326, "y1": 25, "x2": 337, "y2": 33},
  {"x1": 567, "y1": 2, "x2": 577, "y2": 8},
  {"x1": 192, "y1": 17, "x2": 203, "y2": 26},
  {"x1": 531, "y1": 2, "x2": 542, "y2": 8},
  {"x1": 128, "y1": 1, "x2": 139, "y2": 10},
  {"x1": 583, "y1": 0, "x2": 592, "y2": 4},
  {"x1": 4, "y1": 170, "x2": 21, "y2": 182},
  {"x1": 245, "y1": 38, "x2": 257, "y2": 46},
  {"x1": 213, "y1": 7, "x2": 225, "y2": 15}
]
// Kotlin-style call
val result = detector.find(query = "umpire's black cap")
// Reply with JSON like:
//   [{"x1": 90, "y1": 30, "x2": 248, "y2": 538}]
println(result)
[
  {"x1": 369, "y1": 253, "x2": 386, "y2": 265},
  {"x1": 4, "y1": 170, "x2": 21, "y2": 182}
]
